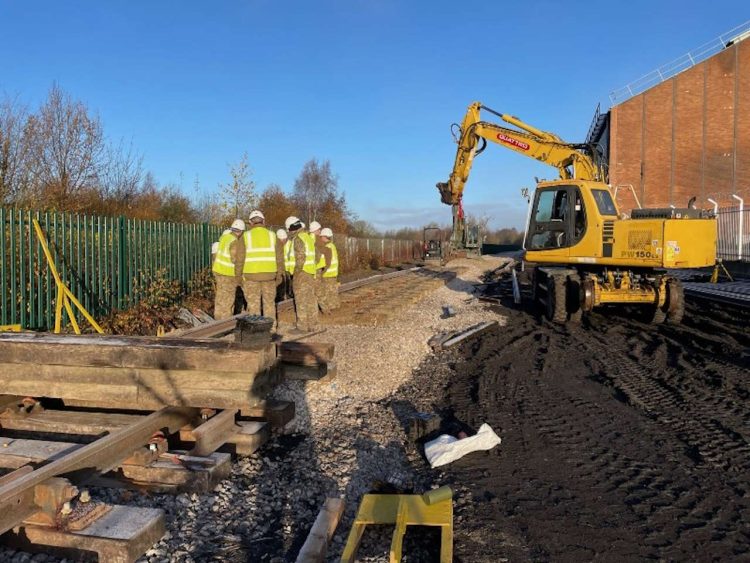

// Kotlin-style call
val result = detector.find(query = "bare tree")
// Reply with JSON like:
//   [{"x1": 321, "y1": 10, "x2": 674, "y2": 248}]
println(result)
[
  {"x1": 293, "y1": 158, "x2": 338, "y2": 223},
  {"x1": 0, "y1": 95, "x2": 31, "y2": 203},
  {"x1": 24, "y1": 84, "x2": 105, "y2": 208},
  {"x1": 219, "y1": 152, "x2": 256, "y2": 219},
  {"x1": 100, "y1": 139, "x2": 144, "y2": 209}
]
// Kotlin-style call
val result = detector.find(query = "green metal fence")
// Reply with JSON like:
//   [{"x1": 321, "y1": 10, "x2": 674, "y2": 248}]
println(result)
[{"x1": 0, "y1": 208, "x2": 221, "y2": 330}]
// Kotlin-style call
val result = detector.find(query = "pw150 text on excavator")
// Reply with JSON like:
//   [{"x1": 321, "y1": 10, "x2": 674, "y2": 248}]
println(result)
[{"x1": 437, "y1": 101, "x2": 717, "y2": 324}]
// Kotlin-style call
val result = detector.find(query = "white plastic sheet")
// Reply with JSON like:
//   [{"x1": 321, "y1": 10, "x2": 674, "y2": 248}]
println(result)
[{"x1": 424, "y1": 423, "x2": 502, "y2": 468}]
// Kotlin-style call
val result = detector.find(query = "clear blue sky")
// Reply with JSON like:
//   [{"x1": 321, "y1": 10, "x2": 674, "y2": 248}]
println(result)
[{"x1": 1, "y1": 1, "x2": 747, "y2": 230}]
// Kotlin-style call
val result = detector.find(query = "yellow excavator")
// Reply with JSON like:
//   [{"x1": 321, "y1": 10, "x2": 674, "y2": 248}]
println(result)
[{"x1": 437, "y1": 102, "x2": 717, "y2": 323}]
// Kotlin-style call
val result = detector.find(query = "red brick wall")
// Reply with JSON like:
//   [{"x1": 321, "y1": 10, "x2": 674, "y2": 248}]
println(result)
[
  {"x1": 610, "y1": 93, "x2": 643, "y2": 211},
  {"x1": 737, "y1": 40, "x2": 750, "y2": 195},
  {"x1": 642, "y1": 81, "x2": 673, "y2": 207},
  {"x1": 609, "y1": 40, "x2": 750, "y2": 212},
  {"x1": 672, "y1": 65, "x2": 704, "y2": 208}
]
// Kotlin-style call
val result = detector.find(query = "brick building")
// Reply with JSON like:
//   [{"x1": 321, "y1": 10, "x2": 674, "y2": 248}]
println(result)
[{"x1": 593, "y1": 31, "x2": 750, "y2": 213}]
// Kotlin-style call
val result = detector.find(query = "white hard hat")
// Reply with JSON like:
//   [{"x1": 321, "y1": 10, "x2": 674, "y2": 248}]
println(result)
[
  {"x1": 248, "y1": 210, "x2": 265, "y2": 222},
  {"x1": 211, "y1": 242, "x2": 219, "y2": 254},
  {"x1": 230, "y1": 219, "x2": 246, "y2": 231},
  {"x1": 276, "y1": 229, "x2": 288, "y2": 240},
  {"x1": 309, "y1": 221, "x2": 322, "y2": 233},
  {"x1": 320, "y1": 227, "x2": 333, "y2": 238},
  {"x1": 285, "y1": 216, "x2": 303, "y2": 231}
]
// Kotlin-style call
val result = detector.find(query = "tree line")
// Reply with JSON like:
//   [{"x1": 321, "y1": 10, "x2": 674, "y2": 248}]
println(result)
[
  {"x1": 0, "y1": 84, "x2": 356, "y2": 232},
  {"x1": 1, "y1": 84, "x2": 522, "y2": 243}
]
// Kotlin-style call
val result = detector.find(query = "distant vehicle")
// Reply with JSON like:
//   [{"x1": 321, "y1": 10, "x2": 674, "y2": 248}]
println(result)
[{"x1": 423, "y1": 227, "x2": 443, "y2": 262}]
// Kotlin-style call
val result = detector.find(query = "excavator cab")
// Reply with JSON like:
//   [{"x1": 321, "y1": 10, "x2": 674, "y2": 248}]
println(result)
[{"x1": 526, "y1": 184, "x2": 588, "y2": 252}]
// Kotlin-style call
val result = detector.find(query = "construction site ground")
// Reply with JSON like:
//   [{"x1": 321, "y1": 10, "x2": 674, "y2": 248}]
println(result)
[{"x1": 2, "y1": 257, "x2": 748, "y2": 562}]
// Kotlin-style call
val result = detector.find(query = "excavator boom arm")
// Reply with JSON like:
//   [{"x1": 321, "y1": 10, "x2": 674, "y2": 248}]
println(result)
[{"x1": 437, "y1": 102, "x2": 604, "y2": 206}]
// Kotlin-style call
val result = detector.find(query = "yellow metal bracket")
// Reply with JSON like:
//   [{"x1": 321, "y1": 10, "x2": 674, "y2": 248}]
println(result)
[
  {"x1": 32, "y1": 219, "x2": 104, "y2": 335},
  {"x1": 710, "y1": 259, "x2": 733, "y2": 283},
  {"x1": 341, "y1": 486, "x2": 453, "y2": 563},
  {"x1": 0, "y1": 324, "x2": 22, "y2": 332}
]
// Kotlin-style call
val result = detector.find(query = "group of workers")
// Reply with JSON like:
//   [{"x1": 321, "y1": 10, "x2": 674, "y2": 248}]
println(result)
[{"x1": 211, "y1": 210, "x2": 340, "y2": 334}]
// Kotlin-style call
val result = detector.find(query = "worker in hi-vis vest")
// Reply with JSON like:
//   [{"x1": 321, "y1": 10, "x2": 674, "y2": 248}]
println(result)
[
  {"x1": 315, "y1": 227, "x2": 340, "y2": 313},
  {"x1": 212, "y1": 219, "x2": 245, "y2": 320},
  {"x1": 241, "y1": 210, "x2": 282, "y2": 328},
  {"x1": 283, "y1": 216, "x2": 318, "y2": 333}
]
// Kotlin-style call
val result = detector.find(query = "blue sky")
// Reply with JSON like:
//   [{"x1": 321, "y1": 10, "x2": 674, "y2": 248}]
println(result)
[{"x1": 1, "y1": 1, "x2": 747, "y2": 230}]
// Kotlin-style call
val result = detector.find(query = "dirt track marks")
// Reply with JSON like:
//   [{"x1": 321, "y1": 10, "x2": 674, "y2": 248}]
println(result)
[{"x1": 438, "y1": 297, "x2": 750, "y2": 561}]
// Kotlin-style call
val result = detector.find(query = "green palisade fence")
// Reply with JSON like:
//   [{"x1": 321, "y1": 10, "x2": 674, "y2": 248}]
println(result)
[{"x1": 0, "y1": 208, "x2": 221, "y2": 330}]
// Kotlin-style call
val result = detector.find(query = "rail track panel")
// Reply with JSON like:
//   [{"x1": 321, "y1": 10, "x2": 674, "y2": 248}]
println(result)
[
  {"x1": 279, "y1": 268, "x2": 451, "y2": 327},
  {"x1": 0, "y1": 317, "x2": 336, "y2": 561}
]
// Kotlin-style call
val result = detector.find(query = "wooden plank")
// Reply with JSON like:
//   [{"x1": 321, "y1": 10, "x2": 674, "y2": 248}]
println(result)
[
  {"x1": 0, "y1": 407, "x2": 197, "y2": 535},
  {"x1": 279, "y1": 341, "x2": 335, "y2": 366},
  {"x1": 0, "y1": 333, "x2": 276, "y2": 372},
  {"x1": 282, "y1": 362, "x2": 329, "y2": 381},
  {"x1": 0, "y1": 409, "x2": 142, "y2": 436},
  {"x1": 0, "y1": 363, "x2": 281, "y2": 410},
  {"x1": 180, "y1": 420, "x2": 269, "y2": 456},
  {"x1": 295, "y1": 498, "x2": 345, "y2": 563},
  {"x1": 0, "y1": 437, "x2": 81, "y2": 468},
  {"x1": 242, "y1": 399, "x2": 295, "y2": 428},
  {"x1": 106, "y1": 451, "x2": 232, "y2": 493},
  {"x1": 6, "y1": 505, "x2": 164, "y2": 563},
  {"x1": 187, "y1": 409, "x2": 238, "y2": 456}
]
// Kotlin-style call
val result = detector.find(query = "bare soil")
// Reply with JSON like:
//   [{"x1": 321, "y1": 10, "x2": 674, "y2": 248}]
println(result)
[{"x1": 418, "y1": 279, "x2": 750, "y2": 562}]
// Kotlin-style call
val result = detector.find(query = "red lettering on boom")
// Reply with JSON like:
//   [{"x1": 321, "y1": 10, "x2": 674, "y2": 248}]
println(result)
[{"x1": 497, "y1": 133, "x2": 530, "y2": 151}]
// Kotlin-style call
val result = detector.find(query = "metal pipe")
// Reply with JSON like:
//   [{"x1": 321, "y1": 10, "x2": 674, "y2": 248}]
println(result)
[
  {"x1": 732, "y1": 194, "x2": 744, "y2": 260},
  {"x1": 707, "y1": 198, "x2": 718, "y2": 214}
]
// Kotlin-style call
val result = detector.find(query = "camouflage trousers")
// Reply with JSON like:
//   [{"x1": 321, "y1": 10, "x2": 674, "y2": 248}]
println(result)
[
  {"x1": 214, "y1": 274, "x2": 240, "y2": 320},
  {"x1": 293, "y1": 272, "x2": 319, "y2": 331},
  {"x1": 316, "y1": 277, "x2": 340, "y2": 313},
  {"x1": 242, "y1": 278, "x2": 278, "y2": 326}
]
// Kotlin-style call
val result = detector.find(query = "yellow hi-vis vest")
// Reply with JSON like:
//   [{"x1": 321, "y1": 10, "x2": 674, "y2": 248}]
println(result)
[
  {"x1": 284, "y1": 240, "x2": 295, "y2": 274},
  {"x1": 212, "y1": 232, "x2": 238, "y2": 276},
  {"x1": 284, "y1": 233, "x2": 317, "y2": 275},
  {"x1": 242, "y1": 227, "x2": 277, "y2": 274},
  {"x1": 317, "y1": 242, "x2": 339, "y2": 278}
]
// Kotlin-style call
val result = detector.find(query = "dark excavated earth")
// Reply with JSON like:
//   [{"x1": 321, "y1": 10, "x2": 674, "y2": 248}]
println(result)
[{"x1": 408, "y1": 283, "x2": 750, "y2": 562}]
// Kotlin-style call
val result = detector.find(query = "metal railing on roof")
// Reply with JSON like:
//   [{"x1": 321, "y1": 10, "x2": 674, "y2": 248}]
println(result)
[{"x1": 609, "y1": 20, "x2": 750, "y2": 105}]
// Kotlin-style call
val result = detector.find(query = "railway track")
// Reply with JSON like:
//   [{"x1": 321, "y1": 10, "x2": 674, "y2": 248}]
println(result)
[
  {"x1": 683, "y1": 280, "x2": 750, "y2": 307},
  {"x1": 0, "y1": 265, "x2": 447, "y2": 562}
]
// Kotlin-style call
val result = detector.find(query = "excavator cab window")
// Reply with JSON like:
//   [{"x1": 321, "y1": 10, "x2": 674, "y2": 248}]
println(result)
[
  {"x1": 592, "y1": 189, "x2": 617, "y2": 216},
  {"x1": 526, "y1": 186, "x2": 585, "y2": 250}
]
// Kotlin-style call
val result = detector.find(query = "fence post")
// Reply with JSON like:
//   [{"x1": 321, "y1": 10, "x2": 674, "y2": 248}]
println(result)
[
  {"x1": 202, "y1": 222, "x2": 210, "y2": 267},
  {"x1": 117, "y1": 215, "x2": 126, "y2": 309},
  {"x1": 732, "y1": 195, "x2": 744, "y2": 260}
]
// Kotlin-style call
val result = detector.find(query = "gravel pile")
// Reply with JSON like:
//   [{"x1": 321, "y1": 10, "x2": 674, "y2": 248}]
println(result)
[{"x1": 0, "y1": 256, "x2": 509, "y2": 563}]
